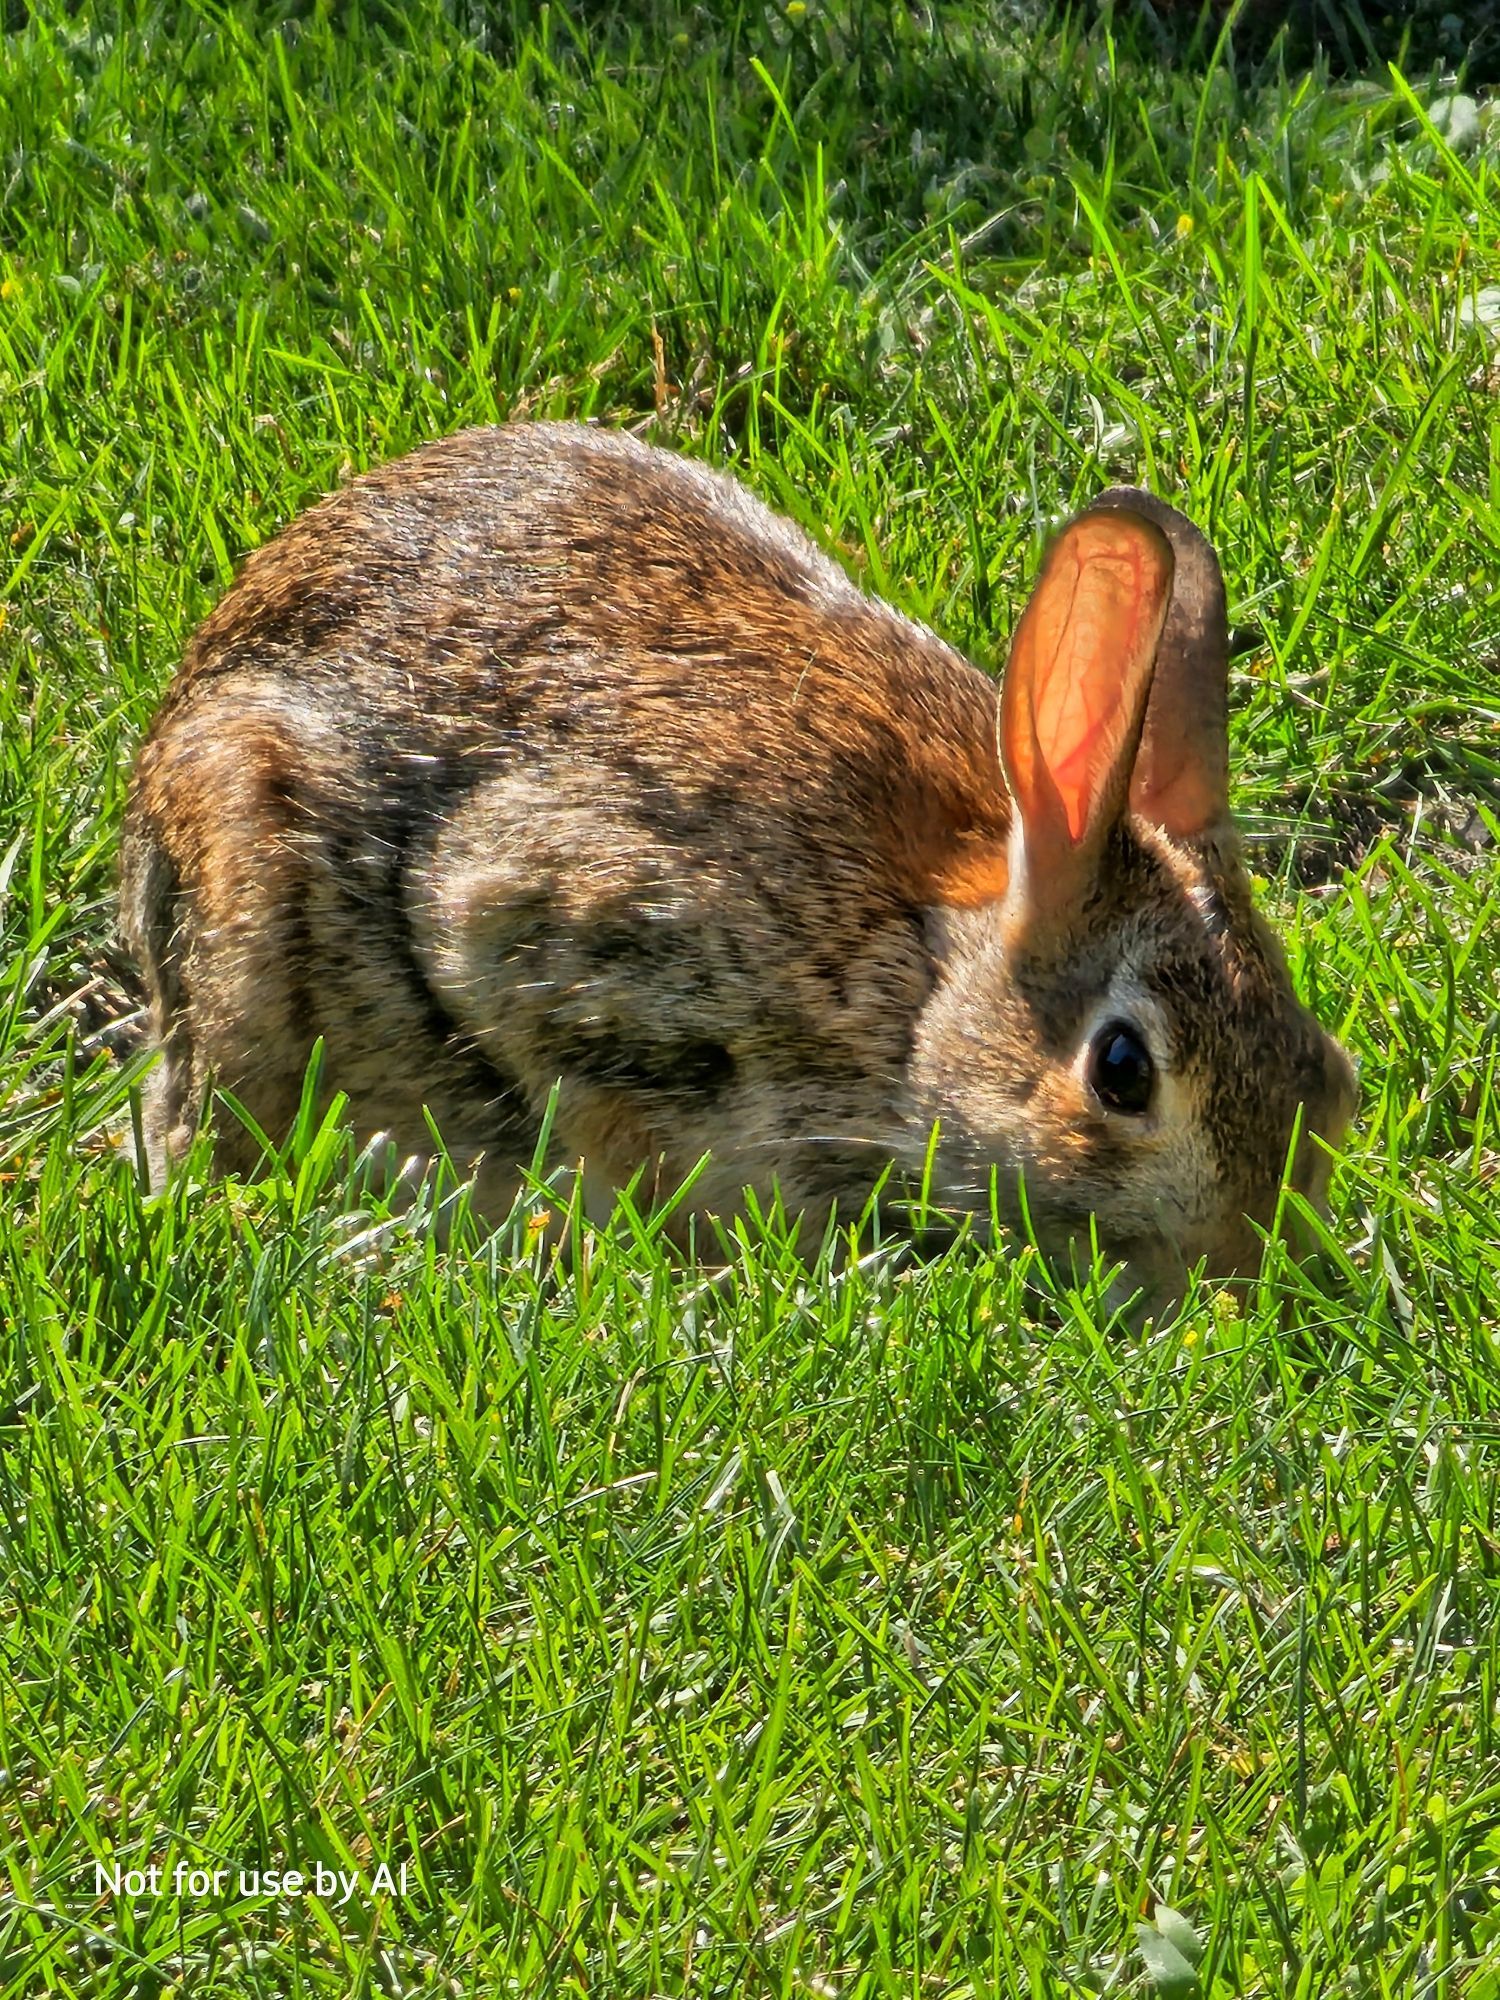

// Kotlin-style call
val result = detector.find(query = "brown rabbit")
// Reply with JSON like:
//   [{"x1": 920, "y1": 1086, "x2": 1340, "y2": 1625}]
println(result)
[{"x1": 119, "y1": 423, "x2": 1355, "y2": 1289}]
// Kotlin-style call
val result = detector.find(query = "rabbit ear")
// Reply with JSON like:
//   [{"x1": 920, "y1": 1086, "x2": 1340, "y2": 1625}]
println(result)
[
  {"x1": 1086, "y1": 487, "x2": 1231, "y2": 840},
  {"x1": 999, "y1": 509, "x2": 1175, "y2": 916}
]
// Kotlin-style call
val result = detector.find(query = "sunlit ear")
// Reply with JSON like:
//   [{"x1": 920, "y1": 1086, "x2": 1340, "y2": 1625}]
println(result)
[
  {"x1": 999, "y1": 510, "x2": 1175, "y2": 918},
  {"x1": 1086, "y1": 487, "x2": 1231, "y2": 840}
]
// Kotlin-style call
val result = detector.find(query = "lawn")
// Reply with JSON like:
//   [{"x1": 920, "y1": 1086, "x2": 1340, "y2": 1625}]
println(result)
[{"x1": 1, "y1": 1, "x2": 1499, "y2": 1994}]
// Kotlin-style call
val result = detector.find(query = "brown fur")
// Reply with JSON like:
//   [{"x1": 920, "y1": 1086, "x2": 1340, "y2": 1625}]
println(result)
[{"x1": 120, "y1": 423, "x2": 1355, "y2": 1286}]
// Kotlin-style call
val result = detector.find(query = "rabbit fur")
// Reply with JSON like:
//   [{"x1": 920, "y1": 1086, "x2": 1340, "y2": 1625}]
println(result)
[{"x1": 120, "y1": 422, "x2": 1356, "y2": 1286}]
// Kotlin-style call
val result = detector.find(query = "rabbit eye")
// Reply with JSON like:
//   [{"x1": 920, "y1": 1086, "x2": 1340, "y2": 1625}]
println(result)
[{"x1": 1087, "y1": 1020, "x2": 1155, "y2": 1115}]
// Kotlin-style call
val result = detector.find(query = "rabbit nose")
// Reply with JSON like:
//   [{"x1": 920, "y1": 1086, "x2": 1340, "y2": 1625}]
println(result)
[
  {"x1": 1282, "y1": 1035, "x2": 1356, "y2": 1212},
  {"x1": 1318, "y1": 1034, "x2": 1359, "y2": 1147},
  {"x1": 1289, "y1": 1118, "x2": 1335, "y2": 1206}
]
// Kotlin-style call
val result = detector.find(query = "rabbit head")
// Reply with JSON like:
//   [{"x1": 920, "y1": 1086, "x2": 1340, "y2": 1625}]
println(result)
[{"x1": 910, "y1": 493, "x2": 1357, "y2": 1295}]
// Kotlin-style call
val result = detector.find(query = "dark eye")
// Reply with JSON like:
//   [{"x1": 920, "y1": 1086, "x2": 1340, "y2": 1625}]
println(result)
[{"x1": 1087, "y1": 1019, "x2": 1155, "y2": 1115}]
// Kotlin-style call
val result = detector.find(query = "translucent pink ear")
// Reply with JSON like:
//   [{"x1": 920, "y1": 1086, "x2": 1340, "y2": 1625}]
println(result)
[
  {"x1": 1086, "y1": 487, "x2": 1231, "y2": 840},
  {"x1": 999, "y1": 510, "x2": 1175, "y2": 912}
]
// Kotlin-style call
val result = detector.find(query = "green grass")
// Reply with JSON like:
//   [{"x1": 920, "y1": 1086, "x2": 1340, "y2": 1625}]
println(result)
[{"x1": 2, "y1": 1, "x2": 1499, "y2": 1994}]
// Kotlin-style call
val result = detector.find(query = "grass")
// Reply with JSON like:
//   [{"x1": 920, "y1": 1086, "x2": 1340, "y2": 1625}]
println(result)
[{"x1": 1, "y1": 0, "x2": 1499, "y2": 1993}]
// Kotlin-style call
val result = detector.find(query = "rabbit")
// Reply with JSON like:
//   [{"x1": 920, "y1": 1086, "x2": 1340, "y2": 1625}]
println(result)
[{"x1": 119, "y1": 421, "x2": 1356, "y2": 1291}]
